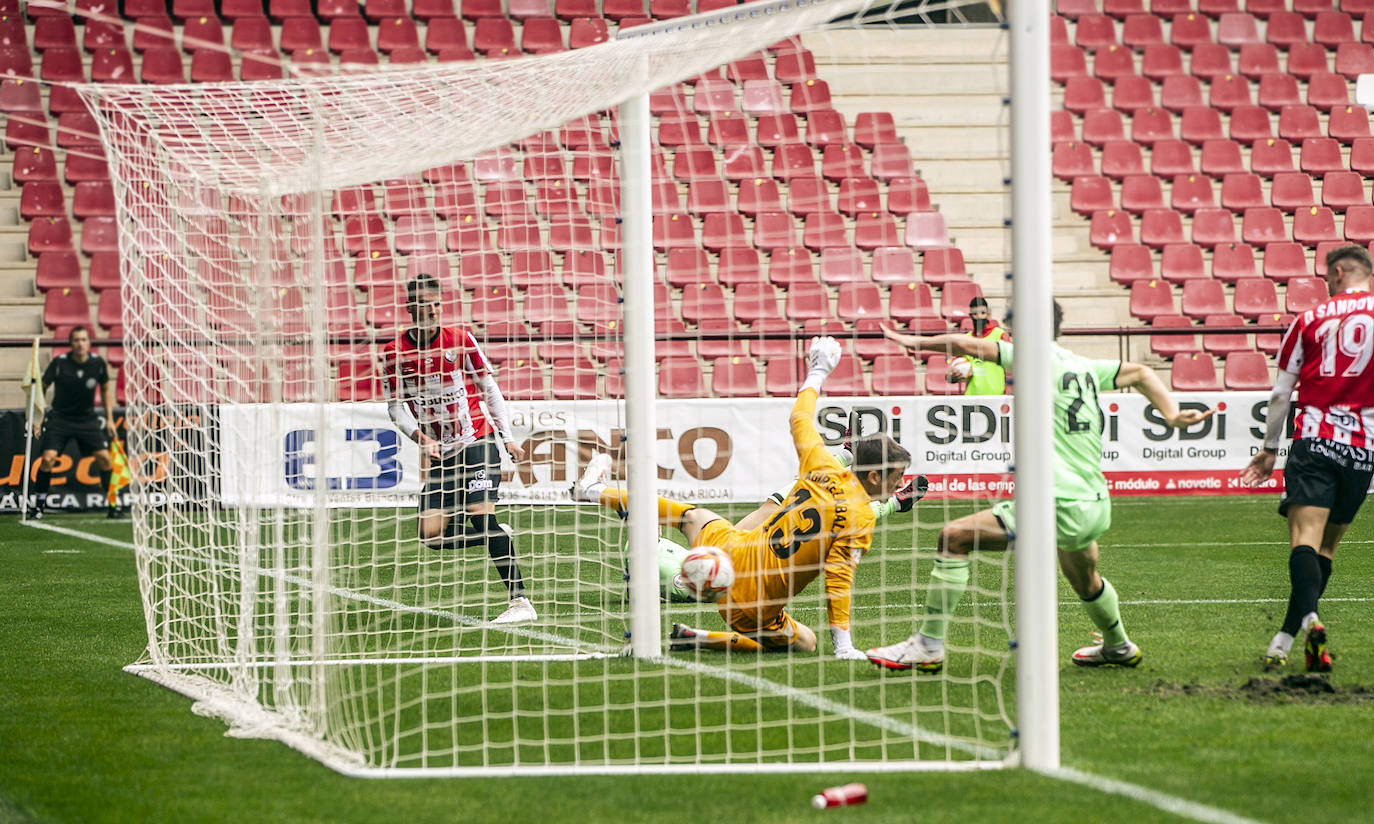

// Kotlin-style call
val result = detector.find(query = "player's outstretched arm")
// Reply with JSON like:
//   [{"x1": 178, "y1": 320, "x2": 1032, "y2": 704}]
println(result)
[
  {"x1": 880, "y1": 324, "x2": 1000, "y2": 362},
  {"x1": 790, "y1": 337, "x2": 842, "y2": 462},
  {"x1": 1115, "y1": 362, "x2": 1215, "y2": 428}
]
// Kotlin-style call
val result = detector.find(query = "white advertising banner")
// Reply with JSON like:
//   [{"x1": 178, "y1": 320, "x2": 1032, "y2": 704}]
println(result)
[{"x1": 218, "y1": 392, "x2": 1289, "y2": 507}]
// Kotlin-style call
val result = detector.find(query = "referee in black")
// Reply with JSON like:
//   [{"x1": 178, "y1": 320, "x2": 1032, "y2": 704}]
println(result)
[{"x1": 30, "y1": 326, "x2": 121, "y2": 518}]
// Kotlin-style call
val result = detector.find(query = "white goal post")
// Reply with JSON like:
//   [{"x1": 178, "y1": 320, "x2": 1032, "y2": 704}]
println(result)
[{"x1": 69, "y1": 0, "x2": 1053, "y2": 776}]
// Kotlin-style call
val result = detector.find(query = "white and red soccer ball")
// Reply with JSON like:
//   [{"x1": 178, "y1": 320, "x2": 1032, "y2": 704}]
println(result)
[{"x1": 679, "y1": 546, "x2": 735, "y2": 602}]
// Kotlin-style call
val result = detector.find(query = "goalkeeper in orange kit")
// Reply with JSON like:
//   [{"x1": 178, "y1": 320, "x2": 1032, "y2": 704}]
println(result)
[{"x1": 570, "y1": 337, "x2": 911, "y2": 658}]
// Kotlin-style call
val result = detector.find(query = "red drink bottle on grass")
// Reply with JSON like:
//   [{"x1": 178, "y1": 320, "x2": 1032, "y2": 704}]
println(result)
[{"x1": 811, "y1": 783, "x2": 868, "y2": 809}]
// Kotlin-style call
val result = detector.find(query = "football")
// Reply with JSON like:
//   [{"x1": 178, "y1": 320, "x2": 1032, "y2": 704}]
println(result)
[
  {"x1": 947, "y1": 356, "x2": 973, "y2": 381},
  {"x1": 679, "y1": 546, "x2": 735, "y2": 602}
]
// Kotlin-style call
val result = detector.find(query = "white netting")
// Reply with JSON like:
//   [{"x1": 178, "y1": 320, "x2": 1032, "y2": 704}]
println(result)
[{"x1": 84, "y1": 0, "x2": 1016, "y2": 775}]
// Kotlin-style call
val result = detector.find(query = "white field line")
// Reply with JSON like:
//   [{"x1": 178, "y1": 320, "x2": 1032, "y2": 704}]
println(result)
[{"x1": 24, "y1": 519, "x2": 1275, "y2": 823}]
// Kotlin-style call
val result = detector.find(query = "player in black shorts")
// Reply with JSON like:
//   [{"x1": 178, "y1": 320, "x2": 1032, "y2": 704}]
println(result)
[
  {"x1": 1243, "y1": 244, "x2": 1374, "y2": 672},
  {"x1": 30, "y1": 326, "x2": 122, "y2": 519}
]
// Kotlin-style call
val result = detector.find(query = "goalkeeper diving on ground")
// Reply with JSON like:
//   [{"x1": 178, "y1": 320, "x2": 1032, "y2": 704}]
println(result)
[{"x1": 571, "y1": 337, "x2": 912, "y2": 658}]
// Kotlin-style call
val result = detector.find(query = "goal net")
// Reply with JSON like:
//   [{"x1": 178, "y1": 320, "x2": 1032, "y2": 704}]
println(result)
[{"x1": 77, "y1": 0, "x2": 1017, "y2": 775}]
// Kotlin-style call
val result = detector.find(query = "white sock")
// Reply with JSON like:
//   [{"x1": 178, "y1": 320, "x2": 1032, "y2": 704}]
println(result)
[
  {"x1": 1268, "y1": 631, "x2": 1295, "y2": 655},
  {"x1": 1300, "y1": 612, "x2": 1320, "y2": 632},
  {"x1": 916, "y1": 633, "x2": 943, "y2": 652}
]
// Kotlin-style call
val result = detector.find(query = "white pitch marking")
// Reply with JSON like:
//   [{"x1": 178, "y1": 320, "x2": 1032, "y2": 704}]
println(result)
[{"x1": 42, "y1": 549, "x2": 83, "y2": 554}]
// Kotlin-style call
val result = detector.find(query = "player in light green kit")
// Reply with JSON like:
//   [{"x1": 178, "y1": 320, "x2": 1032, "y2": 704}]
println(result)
[
  {"x1": 652, "y1": 449, "x2": 928, "y2": 603},
  {"x1": 866, "y1": 302, "x2": 1214, "y2": 672}
]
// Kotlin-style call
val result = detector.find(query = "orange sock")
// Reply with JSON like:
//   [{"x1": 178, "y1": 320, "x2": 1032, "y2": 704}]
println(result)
[
  {"x1": 596, "y1": 488, "x2": 694, "y2": 529},
  {"x1": 695, "y1": 631, "x2": 764, "y2": 653}
]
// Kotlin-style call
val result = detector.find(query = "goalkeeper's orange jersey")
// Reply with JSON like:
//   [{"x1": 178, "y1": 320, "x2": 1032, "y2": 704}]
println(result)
[{"x1": 699, "y1": 388, "x2": 875, "y2": 631}]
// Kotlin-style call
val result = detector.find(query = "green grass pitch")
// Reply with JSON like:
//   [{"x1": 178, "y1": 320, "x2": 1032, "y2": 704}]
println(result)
[{"x1": 2, "y1": 494, "x2": 1372, "y2": 823}]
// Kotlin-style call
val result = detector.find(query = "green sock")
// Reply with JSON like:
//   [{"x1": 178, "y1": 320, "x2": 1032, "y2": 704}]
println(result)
[
  {"x1": 1081, "y1": 576, "x2": 1129, "y2": 647},
  {"x1": 918, "y1": 557, "x2": 971, "y2": 641}
]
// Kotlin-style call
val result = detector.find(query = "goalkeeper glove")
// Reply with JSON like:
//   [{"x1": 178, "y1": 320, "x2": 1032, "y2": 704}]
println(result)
[
  {"x1": 802, "y1": 336, "x2": 842, "y2": 393},
  {"x1": 894, "y1": 475, "x2": 929, "y2": 514},
  {"x1": 830, "y1": 626, "x2": 867, "y2": 660}
]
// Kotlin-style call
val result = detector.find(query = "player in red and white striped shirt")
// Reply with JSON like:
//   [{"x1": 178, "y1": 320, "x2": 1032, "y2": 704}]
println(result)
[
  {"x1": 1243, "y1": 244, "x2": 1374, "y2": 672},
  {"x1": 380, "y1": 273, "x2": 534, "y2": 625}
]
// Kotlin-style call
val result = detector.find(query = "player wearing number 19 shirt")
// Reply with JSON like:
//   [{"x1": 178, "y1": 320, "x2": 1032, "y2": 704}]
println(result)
[
  {"x1": 570, "y1": 338, "x2": 912, "y2": 658},
  {"x1": 380, "y1": 273, "x2": 535, "y2": 625},
  {"x1": 1244, "y1": 244, "x2": 1374, "y2": 672},
  {"x1": 868, "y1": 302, "x2": 1213, "y2": 672}
]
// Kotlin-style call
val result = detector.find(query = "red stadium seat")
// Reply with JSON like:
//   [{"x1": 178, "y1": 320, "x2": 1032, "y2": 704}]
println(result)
[
  {"x1": 1278, "y1": 105, "x2": 1323, "y2": 142},
  {"x1": 1344, "y1": 205, "x2": 1374, "y2": 243},
  {"x1": 1161, "y1": 243, "x2": 1207, "y2": 282},
  {"x1": 1181, "y1": 279, "x2": 1229, "y2": 319},
  {"x1": 1181, "y1": 106, "x2": 1227, "y2": 145},
  {"x1": 1321, "y1": 171, "x2": 1366, "y2": 210},
  {"x1": 1131, "y1": 106, "x2": 1174, "y2": 144},
  {"x1": 837, "y1": 282, "x2": 883, "y2": 323},
  {"x1": 43, "y1": 287, "x2": 92, "y2": 336},
  {"x1": 1142, "y1": 44, "x2": 1186, "y2": 80},
  {"x1": 1210, "y1": 74, "x2": 1253, "y2": 112},
  {"x1": 1297, "y1": 137, "x2": 1345, "y2": 176},
  {"x1": 1064, "y1": 76, "x2": 1107, "y2": 113},
  {"x1": 1201, "y1": 139, "x2": 1246, "y2": 177},
  {"x1": 1250, "y1": 138, "x2": 1295, "y2": 176},
  {"x1": 1329, "y1": 105, "x2": 1372, "y2": 143},
  {"x1": 1287, "y1": 43, "x2": 1331, "y2": 79},
  {"x1": 1228, "y1": 106, "x2": 1273, "y2": 145},
  {"x1": 1151, "y1": 314, "x2": 1200, "y2": 357},
  {"x1": 1257, "y1": 73, "x2": 1301, "y2": 112},
  {"x1": 29, "y1": 216, "x2": 73, "y2": 255},
  {"x1": 871, "y1": 246, "x2": 918, "y2": 284},
  {"x1": 1101, "y1": 140, "x2": 1146, "y2": 178},
  {"x1": 801, "y1": 210, "x2": 848, "y2": 250},
  {"x1": 1265, "y1": 10, "x2": 1307, "y2": 47},
  {"x1": 1170, "y1": 353, "x2": 1221, "y2": 390},
  {"x1": 1307, "y1": 72, "x2": 1350, "y2": 111},
  {"x1": 1171, "y1": 173, "x2": 1216, "y2": 213},
  {"x1": 1233, "y1": 276, "x2": 1280, "y2": 319},
  {"x1": 733, "y1": 282, "x2": 783, "y2": 327},
  {"x1": 1121, "y1": 174, "x2": 1166, "y2": 213},
  {"x1": 717, "y1": 246, "x2": 761, "y2": 286},
  {"x1": 853, "y1": 112, "x2": 898, "y2": 148},
  {"x1": 871, "y1": 354, "x2": 918, "y2": 395},
  {"x1": 1110, "y1": 244, "x2": 1154, "y2": 285},
  {"x1": 1262, "y1": 241, "x2": 1311, "y2": 281},
  {"x1": 905, "y1": 212, "x2": 949, "y2": 250},
  {"x1": 13, "y1": 147, "x2": 56, "y2": 183},
  {"x1": 1286, "y1": 276, "x2": 1329, "y2": 312},
  {"x1": 1141, "y1": 209, "x2": 1187, "y2": 248},
  {"x1": 1130, "y1": 278, "x2": 1178, "y2": 321},
  {"x1": 1335, "y1": 42, "x2": 1374, "y2": 79},
  {"x1": 1201, "y1": 313, "x2": 1253, "y2": 355},
  {"x1": 34, "y1": 251, "x2": 83, "y2": 291},
  {"x1": 1293, "y1": 206, "x2": 1339, "y2": 246},
  {"x1": 1053, "y1": 142, "x2": 1096, "y2": 181},
  {"x1": 1224, "y1": 351, "x2": 1273, "y2": 389},
  {"x1": 1192, "y1": 207, "x2": 1237, "y2": 246},
  {"x1": 818, "y1": 246, "x2": 865, "y2": 285},
  {"x1": 710, "y1": 355, "x2": 760, "y2": 397},
  {"x1": 1237, "y1": 43, "x2": 1281, "y2": 78},
  {"x1": 1218, "y1": 172, "x2": 1264, "y2": 212},
  {"x1": 1096, "y1": 45, "x2": 1137, "y2": 81},
  {"x1": 1256, "y1": 312, "x2": 1293, "y2": 356},
  {"x1": 1090, "y1": 209, "x2": 1134, "y2": 249},
  {"x1": 1071, "y1": 175, "x2": 1114, "y2": 216},
  {"x1": 1270, "y1": 172, "x2": 1316, "y2": 212},
  {"x1": 1160, "y1": 75, "x2": 1203, "y2": 112},
  {"x1": 1315, "y1": 11, "x2": 1356, "y2": 45},
  {"x1": 20, "y1": 182, "x2": 64, "y2": 219},
  {"x1": 889, "y1": 280, "x2": 940, "y2": 325},
  {"x1": 1217, "y1": 12, "x2": 1261, "y2": 46}
]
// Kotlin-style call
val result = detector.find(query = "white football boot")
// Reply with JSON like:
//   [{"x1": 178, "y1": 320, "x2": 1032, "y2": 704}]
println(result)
[
  {"x1": 571, "y1": 452, "x2": 613, "y2": 502},
  {"x1": 492, "y1": 596, "x2": 537, "y2": 625},
  {"x1": 866, "y1": 636, "x2": 944, "y2": 673},
  {"x1": 1071, "y1": 633, "x2": 1142, "y2": 667}
]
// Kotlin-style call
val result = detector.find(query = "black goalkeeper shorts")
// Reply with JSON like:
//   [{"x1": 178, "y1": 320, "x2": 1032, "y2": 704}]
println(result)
[{"x1": 1279, "y1": 438, "x2": 1374, "y2": 525}]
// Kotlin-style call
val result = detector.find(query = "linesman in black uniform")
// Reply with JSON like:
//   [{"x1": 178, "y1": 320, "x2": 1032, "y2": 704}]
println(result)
[{"x1": 31, "y1": 326, "x2": 121, "y2": 518}]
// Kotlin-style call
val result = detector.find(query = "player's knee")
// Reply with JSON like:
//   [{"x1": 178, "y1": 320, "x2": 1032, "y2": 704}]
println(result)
[{"x1": 938, "y1": 524, "x2": 974, "y2": 556}]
